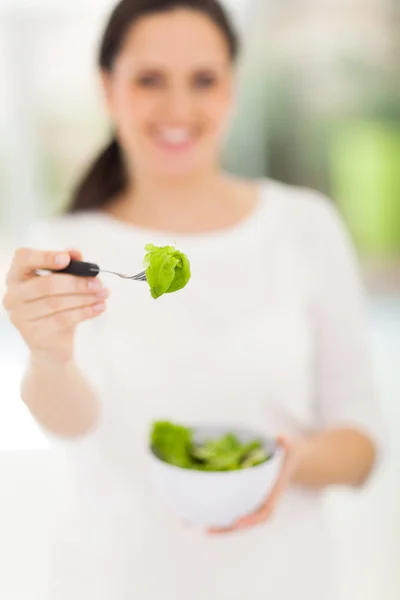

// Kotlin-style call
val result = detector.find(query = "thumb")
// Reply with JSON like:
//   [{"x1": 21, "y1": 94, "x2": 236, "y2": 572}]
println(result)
[
  {"x1": 66, "y1": 248, "x2": 83, "y2": 262},
  {"x1": 267, "y1": 437, "x2": 293, "y2": 505}
]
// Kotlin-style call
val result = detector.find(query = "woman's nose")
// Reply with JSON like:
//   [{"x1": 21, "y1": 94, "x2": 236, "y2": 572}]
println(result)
[{"x1": 164, "y1": 87, "x2": 194, "y2": 121}]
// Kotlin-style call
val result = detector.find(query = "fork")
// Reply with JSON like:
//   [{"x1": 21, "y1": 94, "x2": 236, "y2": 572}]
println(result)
[{"x1": 57, "y1": 259, "x2": 147, "y2": 282}]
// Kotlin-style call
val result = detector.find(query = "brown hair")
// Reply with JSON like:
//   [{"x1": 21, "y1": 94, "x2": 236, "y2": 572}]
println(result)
[{"x1": 67, "y1": 0, "x2": 240, "y2": 213}]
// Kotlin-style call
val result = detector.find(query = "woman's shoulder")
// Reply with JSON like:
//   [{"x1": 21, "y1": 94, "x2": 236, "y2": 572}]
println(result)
[
  {"x1": 23, "y1": 210, "x2": 102, "y2": 250},
  {"x1": 234, "y1": 175, "x2": 337, "y2": 223},
  {"x1": 262, "y1": 177, "x2": 333, "y2": 217},
  {"x1": 263, "y1": 178, "x2": 346, "y2": 241},
  {"x1": 263, "y1": 178, "x2": 357, "y2": 267}
]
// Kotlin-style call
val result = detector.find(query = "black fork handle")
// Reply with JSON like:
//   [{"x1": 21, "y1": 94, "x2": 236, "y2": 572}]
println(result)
[{"x1": 57, "y1": 260, "x2": 100, "y2": 278}]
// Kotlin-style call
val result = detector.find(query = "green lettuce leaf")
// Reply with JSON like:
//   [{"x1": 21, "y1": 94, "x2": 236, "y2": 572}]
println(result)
[
  {"x1": 150, "y1": 421, "x2": 193, "y2": 469},
  {"x1": 144, "y1": 244, "x2": 191, "y2": 299}
]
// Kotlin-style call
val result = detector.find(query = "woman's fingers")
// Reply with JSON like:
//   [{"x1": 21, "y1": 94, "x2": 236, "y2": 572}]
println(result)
[
  {"x1": 20, "y1": 273, "x2": 103, "y2": 302},
  {"x1": 35, "y1": 302, "x2": 107, "y2": 331},
  {"x1": 23, "y1": 289, "x2": 109, "y2": 322},
  {"x1": 25, "y1": 303, "x2": 107, "y2": 341},
  {"x1": 6, "y1": 248, "x2": 71, "y2": 282}
]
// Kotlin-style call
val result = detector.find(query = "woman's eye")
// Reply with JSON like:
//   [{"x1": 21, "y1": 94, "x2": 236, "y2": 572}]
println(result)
[
  {"x1": 136, "y1": 75, "x2": 162, "y2": 87},
  {"x1": 194, "y1": 75, "x2": 217, "y2": 89}
]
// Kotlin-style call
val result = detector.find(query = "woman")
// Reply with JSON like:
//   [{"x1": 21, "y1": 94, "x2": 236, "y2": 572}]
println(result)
[{"x1": 3, "y1": 1, "x2": 382, "y2": 599}]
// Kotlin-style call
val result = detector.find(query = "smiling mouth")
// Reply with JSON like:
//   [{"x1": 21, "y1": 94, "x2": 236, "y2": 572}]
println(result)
[{"x1": 151, "y1": 126, "x2": 198, "y2": 152}]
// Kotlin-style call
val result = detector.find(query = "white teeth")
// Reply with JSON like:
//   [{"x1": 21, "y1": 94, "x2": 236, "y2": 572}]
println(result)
[{"x1": 159, "y1": 128, "x2": 191, "y2": 144}]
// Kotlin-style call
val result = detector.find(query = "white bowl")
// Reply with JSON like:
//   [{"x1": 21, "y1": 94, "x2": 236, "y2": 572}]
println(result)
[{"x1": 147, "y1": 425, "x2": 284, "y2": 529}]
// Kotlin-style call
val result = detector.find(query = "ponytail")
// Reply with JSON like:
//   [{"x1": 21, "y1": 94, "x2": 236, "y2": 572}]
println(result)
[{"x1": 67, "y1": 137, "x2": 127, "y2": 213}]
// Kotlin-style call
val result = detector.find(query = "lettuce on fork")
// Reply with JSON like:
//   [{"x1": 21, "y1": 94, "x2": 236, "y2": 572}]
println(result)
[
  {"x1": 150, "y1": 421, "x2": 271, "y2": 471},
  {"x1": 144, "y1": 244, "x2": 191, "y2": 299}
]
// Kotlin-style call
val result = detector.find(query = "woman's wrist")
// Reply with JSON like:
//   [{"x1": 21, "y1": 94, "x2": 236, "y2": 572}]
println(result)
[
  {"x1": 289, "y1": 434, "x2": 318, "y2": 486},
  {"x1": 30, "y1": 350, "x2": 75, "y2": 372}
]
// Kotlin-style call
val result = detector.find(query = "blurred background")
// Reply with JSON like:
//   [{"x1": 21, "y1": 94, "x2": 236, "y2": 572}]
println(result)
[{"x1": 0, "y1": 0, "x2": 399, "y2": 598}]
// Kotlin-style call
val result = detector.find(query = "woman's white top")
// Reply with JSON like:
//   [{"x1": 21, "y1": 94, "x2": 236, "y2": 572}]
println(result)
[{"x1": 26, "y1": 179, "x2": 382, "y2": 600}]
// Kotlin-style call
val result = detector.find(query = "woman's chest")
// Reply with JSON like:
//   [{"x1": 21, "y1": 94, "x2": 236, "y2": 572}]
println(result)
[{"x1": 87, "y1": 271, "x2": 315, "y2": 432}]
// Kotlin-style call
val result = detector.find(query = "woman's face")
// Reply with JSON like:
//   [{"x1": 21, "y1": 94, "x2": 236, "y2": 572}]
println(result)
[{"x1": 102, "y1": 9, "x2": 235, "y2": 178}]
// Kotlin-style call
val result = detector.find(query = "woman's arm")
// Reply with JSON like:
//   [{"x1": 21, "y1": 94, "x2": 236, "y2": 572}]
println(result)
[
  {"x1": 291, "y1": 193, "x2": 383, "y2": 489},
  {"x1": 4, "y1": 246, "x2": 103, "y2": 440},
  {"x1": 7, "y1": 224, "x2": 107, "y2": 441},
  {"x1": 292, "y1": 427, "x2": 377, "y2": 489},
  {"x1": 22, "y1": 354, "x2": 100, "y2": 438},
  {"x1": 209, "y1": 427, "x2": 377, "y2": 533}
]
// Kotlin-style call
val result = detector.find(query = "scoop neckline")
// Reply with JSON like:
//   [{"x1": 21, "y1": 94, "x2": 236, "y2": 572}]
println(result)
[{"x1": 89, "y1": 178, "x2": 269, "y2": 244}]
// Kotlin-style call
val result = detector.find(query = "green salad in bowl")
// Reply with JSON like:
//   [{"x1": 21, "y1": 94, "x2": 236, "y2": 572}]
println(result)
[{"x1": 150, "y1": 421, "x2": 272, "y2": 471}]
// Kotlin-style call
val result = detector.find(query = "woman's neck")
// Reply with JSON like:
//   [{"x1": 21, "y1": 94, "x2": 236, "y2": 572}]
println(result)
[
  {"x1": 132, "y1": 169, "x2": 225, "y2": 211},
  {"x1": 107, "y1": 171, "x2": 234, "y2": 231},
  {"x1": 104, "y1": 170, "x2": 260, "y2": 235}
]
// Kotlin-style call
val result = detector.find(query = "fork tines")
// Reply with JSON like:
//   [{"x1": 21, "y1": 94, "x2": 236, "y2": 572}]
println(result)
[{"x1": 132, "y1": 271, "x2": 147, "y2": 281}]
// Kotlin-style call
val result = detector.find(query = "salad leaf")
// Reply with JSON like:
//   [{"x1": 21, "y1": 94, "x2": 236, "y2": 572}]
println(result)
[
  {"x1": 191, "y1": 434, "x2": 243, "y2": 471},
  {"x1": 144, "y1": 244, "x2": 191, "y2": 299},
  {"x1": 150, "y1": 421, "x2": 271, "y2": 471},
  {"x1": 241, "y1": 448, "x2": 272, "y2": 469},
  {"x1": 150, "y1": 421, "x2": 193, "y2": 469}
]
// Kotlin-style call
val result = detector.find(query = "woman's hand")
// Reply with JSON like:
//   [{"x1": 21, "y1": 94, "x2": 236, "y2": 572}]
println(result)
[
  {"x1": 208, "y1": 428, "x2": 377, "y2": 535},
  {"x1": 208, "y1": 436, "x2": 293, "y2": 534},
  {"x1": 2, "y1": 247, "x2": 109, "y2": 366}
]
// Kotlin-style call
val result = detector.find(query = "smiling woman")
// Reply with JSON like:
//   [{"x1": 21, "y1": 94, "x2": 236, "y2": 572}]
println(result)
[{"x1": 68, "y1": 0, "x2": 239, "y2": 215}]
